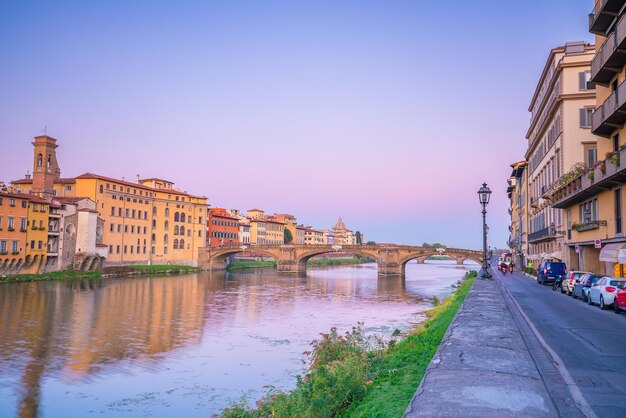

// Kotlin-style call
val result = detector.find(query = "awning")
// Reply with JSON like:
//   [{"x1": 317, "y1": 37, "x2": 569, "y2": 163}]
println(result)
[
  {"x1": 599, "y1": 243, "x2": 626, "y2": 263},
  {"x1": 616, "y1": 245, "x2": 626, "y2": 264},
  {"x1": 549, "y1": 251, "x2": 563, "y2": 260}
]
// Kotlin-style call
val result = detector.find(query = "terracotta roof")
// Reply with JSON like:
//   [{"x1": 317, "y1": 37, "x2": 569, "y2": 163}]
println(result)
[
  {"x1": 74, "y1": 172, "x2": 208, "y2": 201},
  {"x1": 0, "y1": 191, "x2": 49, "y2": 204},
  {"x1": 139, "y1": 177, "x2": 173, "y2": 183},
  {"x1": 11, "y1": 177, "x2": 75, "y2": 185}
]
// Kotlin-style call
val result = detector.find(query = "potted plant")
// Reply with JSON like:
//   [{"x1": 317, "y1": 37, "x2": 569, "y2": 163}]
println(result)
[
  {"x1": 610, "y1": 152, "x2": 620, "y2": 166},
  {"x1": 599, "y1": 161, "x2": 606, "y2": 174},
  {"x1": 0, "y1": 251, "x2": 7, "y2": 255},
  {"x1": 11, "y1": 251, "x2": 19, "y2": 255},
  {"x1": 588, "y1": 170, "x2": 595, "y2": 180}
]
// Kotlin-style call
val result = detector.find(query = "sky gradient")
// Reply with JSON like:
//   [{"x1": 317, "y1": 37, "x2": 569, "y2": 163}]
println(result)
[{"x1": 0, "y1": 0, "x2": 594, "y2": 249}]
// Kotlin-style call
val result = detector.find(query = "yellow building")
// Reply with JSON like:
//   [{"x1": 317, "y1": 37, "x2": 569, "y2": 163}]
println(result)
[
  {"x1": 552, "y1": 4, "x2": 626, "y2": 275},
  {"x1": 249, "y1": 218, "x2": 267, "y2": 245},
  {"x1": 507, "y1": 161, "x2": 528, "y2": 268},
  {"x1": 11, "y1": 136, "x2": 209, "y2": 267},
  {"x1": 265, "y1": 218, "x2": 285, "y2": 245},
  {"x1": 304, "y1": 227, "x2": 324, "y2": 245},
  {"x1": 273, "y1": 213, "x2": 297, "y2": 244},
  {"x1": 524, "y1": 41, "x2": 596, "y2": 267},
  {"x1": 25, "y1": 195, "x2": 50, "y2": 272}
]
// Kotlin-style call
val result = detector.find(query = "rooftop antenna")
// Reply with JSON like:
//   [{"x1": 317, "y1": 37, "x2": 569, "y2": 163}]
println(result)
[{"x1": 43, "y1": 125, "x2": 47, "y2": 135}]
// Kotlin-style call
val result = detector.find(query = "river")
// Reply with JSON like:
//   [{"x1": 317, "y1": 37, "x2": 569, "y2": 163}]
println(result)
[{"x1": 0, "y1": 260, "x2": 477, "y2": 417}]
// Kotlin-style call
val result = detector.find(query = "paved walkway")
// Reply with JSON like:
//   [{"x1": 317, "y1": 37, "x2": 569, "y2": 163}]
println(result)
[{"x1": 404, "y1": 272, "x2": 560, "y2": 417}]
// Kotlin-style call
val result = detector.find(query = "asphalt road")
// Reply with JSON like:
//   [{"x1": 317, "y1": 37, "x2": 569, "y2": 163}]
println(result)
[{"x1": 495, "y1": 266, "x2": 626, "y2": 417}]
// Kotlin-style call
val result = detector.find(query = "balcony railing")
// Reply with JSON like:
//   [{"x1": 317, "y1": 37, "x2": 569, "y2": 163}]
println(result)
[
  {"x1": 528, "y1": 227, "x2": 557, "y2": 243},
  {"x1": 592, "y1": 78, "x2": 626, "y2": 137},
  {"x1": 572, "y1": 220, "x2": 606, "y2": 232},
  {"x1": 589, "y1": 0, "x2": 625, "y2": 35},
  {"x1": 552, "y1": 145, "x2": 626, "y2": 209},
  {"x1": 592, "y1": 12, "x2": 626, "y2": 84}
]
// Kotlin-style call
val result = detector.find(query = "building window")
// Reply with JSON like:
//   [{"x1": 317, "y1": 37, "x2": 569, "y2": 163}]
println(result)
[
  {"x1": 110, "y1": 223, "x2": 114, "y2": 232},
  {"x1": 579, "y1": 108, "x2": 593, "y2": 128},
  {"x1": 180, "y1": 226, "x2": 185, "y2": 236},
  {"x1": 174, "y1": 225, "x2": 179, "y2": 235},
  {"x1": 21, "y1": 200, "x2": 27, "y2": 208},
  {"x1": 174, "y1": 212, "x2": 180, "y2": 222},
  {"x1": 613, "y1": 134, "x2": 620, "y2": 153},
  {"x1": 579, "y1": 198, "x2": 598, "y2": 223},
  {"x1": 180, "y1": 213, "x2": 186, "y2": 222},
  {"x1": 173, "y1": 239, "x2": 179, "y2": 250},
  {"x1": 11, "y1": 240, "x2": 19, "y2": 253},
  {"x1": 165, "y1": 208, "x2": 170, "y2": 217},
  {"x1": 579, "y1": 71, "x2": 594, "y2": 91},
  {"x1": 20, "y1": 218, "x2": 27, "y2": 231},
  {"x1": 66, "y1": 185, "x2": 72, "y2": 191},
  {"x1": 99, "y1": 185, "x2": 104, "y2": 193},
  {"x1": 584, "y1": 145, "x2": 597, "y2": 168},
  {"x1": 180, "y1": 239, "x2": 185, "y2": 249},
  {"x1": 117, "y1": 245, "x2": 120, "y2": 254},
  {"x1": 117, "y1": 224, "x2": 121, "y2": 232}
]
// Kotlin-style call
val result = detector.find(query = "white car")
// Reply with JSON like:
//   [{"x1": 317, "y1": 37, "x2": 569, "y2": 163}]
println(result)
[{"x1": 588, "y1": 277, "x2": 626, "y2": 309}]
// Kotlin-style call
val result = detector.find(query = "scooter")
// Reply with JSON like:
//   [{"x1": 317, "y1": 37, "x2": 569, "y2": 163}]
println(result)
[{"x1": 552, "y1": 276, "x2": 564, "y2": 291}]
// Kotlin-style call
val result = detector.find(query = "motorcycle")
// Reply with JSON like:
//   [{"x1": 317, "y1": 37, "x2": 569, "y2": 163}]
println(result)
[{"x1": 552, "y1": 276, "x2": 564, "y2": 291}]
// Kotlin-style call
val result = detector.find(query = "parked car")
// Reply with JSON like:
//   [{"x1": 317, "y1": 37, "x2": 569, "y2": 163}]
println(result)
[
  {"x1": 537, "y1": 261, "x2": 567, "y2": 285},
  {"x1": 563, "y1": 271, "x2": 589, "y2": 295},
  {"x1": 588, "y1": 277, "x2": 626, "y2": 309},
  {"x1": 572, "y1": 273, "x2": 602, "y2": 302},
  {"x1": 615, "y1": 287, "x2": 626, "y2": 314}
]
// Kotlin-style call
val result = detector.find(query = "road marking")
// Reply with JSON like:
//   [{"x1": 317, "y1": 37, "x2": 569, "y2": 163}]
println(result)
[{"x1": 497, "y1": 270, "x2": 598, "y2": 418}]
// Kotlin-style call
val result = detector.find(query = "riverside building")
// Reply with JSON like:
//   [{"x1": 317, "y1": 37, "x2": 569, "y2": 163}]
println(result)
[
  {"x1": 11, "y1": 136, "x2": 208, "y2": 267},
  {"x1": 552, "y1": 2, "x2": 626, "y2": 275},
  {"x1": 525, "y1": 41, "x2": 597, "y2": 267},
  {"x1": 507, "y1": 161, "x2": 529, "y2": 268}
]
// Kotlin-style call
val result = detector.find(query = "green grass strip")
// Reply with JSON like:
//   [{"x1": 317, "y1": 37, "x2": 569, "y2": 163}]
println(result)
[{"x1": 220, "y1": 270, "x2": 477, "y2": 417}]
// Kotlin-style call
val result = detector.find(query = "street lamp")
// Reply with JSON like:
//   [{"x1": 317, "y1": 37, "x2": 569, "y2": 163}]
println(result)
[{"x1": 478, "y1": 183, "x2": 492, "y2": 279}]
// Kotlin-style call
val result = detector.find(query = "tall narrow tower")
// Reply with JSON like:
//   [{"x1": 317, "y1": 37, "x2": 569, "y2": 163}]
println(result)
[{"x1": 31, "y1": 135, "x2": 61, "y2": 196}]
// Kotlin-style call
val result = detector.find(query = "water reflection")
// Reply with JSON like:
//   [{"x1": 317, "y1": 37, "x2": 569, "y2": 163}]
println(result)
[{"x1": 0, "y1": 262, "x2": 473, "y2": 417}]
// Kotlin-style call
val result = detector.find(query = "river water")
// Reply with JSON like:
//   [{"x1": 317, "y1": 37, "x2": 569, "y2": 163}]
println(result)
[{"x1": 0, "y1": 261, "x2": 476, "y2": 417}]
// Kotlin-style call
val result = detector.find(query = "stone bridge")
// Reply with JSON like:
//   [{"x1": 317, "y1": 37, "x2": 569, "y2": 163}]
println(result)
[{"x1": 198, "y1": 244, "x2": 482, "y2": 276}]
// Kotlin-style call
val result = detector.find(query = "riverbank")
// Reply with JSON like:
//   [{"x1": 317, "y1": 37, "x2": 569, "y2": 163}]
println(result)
[
  {"x1": 220, "y1": 270, "x2": 477, "y2": 417},
  {"x1": 1, "y1": 265, "x2": 200, "y2": 283},
  {"x1": 226, "y1": 257, "x2": 374, "y2": 271}
]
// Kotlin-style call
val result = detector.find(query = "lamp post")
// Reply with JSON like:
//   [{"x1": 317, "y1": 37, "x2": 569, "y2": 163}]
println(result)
[{"x1": 478, "y1": 183, "x2": 492, "y2": 278}]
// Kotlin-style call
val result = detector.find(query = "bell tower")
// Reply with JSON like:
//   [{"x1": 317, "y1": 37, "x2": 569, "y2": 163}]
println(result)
[{"x1": 32, "y1": 135, "x2": 61, "y2": 196}]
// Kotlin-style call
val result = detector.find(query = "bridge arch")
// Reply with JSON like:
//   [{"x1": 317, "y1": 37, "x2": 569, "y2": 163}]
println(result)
[
  {"x1": 202, "y1": 247, "x2": 280, "y2": 270},
  {"x1": 294, "y1": 247, "x2": 380, "y2": 272},
  {"x1": 398, "y1": 251, "x2": 482, "y2": 275}
]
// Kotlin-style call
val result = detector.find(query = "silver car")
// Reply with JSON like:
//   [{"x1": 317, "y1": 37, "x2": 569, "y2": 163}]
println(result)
[{"x1": 588, "y1": 277, "x2": 626, "y2": 309}]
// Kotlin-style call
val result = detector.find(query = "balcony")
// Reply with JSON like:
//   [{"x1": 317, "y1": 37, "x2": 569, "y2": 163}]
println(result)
[
  {"x1": 528, "y1": 227, "x2": 557, "y2": 243},
  {"x1": 589, "y1": 0, "x2": 625, "y2": 35},
  {"x1": 48, "y1": 228, "x2": 60, "y2": 235},
  {"x1": 572, "y1": 220, "x2": 606, "y2": 232},
  {"x1": 592, "y1": 79, "x2": 626, "y2": 137},
  {"x1": 553, "y1": 146, "x2": 626, "y2": 209},
  {"x1": 592, "y1": 12, "x2": 626, "y2": 84}
]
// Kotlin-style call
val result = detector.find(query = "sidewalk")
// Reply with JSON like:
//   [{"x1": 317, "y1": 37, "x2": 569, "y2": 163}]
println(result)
[{"x1": 404, "y1": 273, "x2": 559, "y2": 417}]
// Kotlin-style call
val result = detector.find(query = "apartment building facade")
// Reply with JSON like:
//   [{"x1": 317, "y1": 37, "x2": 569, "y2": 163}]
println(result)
[
  {"x1": 11, "y1": 136, "x2": 208, "y2": 267},
  {"x1": 525, "y1": 41, "x2": 597, "y2": 267},
  {"x1": 208, "y1": 208, "x2": 239, "y2": 247},
  {"x1": 507, "y1": 161, "x2": 529, "y2": 268},
  {"x1": 551, "y1": 2, "x2": 626, "y2": 275}
]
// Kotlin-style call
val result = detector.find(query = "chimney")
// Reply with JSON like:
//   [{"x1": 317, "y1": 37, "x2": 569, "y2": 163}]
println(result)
[{"x1": 136, "y1": 174, "x2": 140, "y2": 183}]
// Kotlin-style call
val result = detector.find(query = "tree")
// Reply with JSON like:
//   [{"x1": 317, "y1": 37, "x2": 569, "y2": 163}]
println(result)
[
  {"x1": 355, "y1": 231, "x2": 362, "y2": 244},
  {"x1": 422, "y1": 242, "x2": 431, "y2": 248},
  {"x1": 366, "y1": 241, "x2": 376, "y2": 245},
  {"x1": 284, "y1": 228, "x2": 293, "y2": 244}
]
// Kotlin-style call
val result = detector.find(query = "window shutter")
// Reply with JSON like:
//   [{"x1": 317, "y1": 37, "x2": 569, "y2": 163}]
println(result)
[
  {"x1": 579, "y1": 72, "x2": 586, "y2": 90},
  {"x1": 580, "y1": 108, "x2": 587, "y2": 127}
]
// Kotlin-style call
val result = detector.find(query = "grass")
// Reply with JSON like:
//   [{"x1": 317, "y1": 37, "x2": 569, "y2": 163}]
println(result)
[
  {"x1": 219, "y1": 270, "x2": 477, "y2": 418},
  {"x1": 1, "y1": 270, "x2": 102, "y2": 283},
  {"x1": 227, "y1": 261, "x2": 277, "y2": 270},
  {"x1": 307, "y1": 257, "x2": 375, "y2": 267},
  {"x1": 1, "y1": 264, "x2": 201, "y2": 283}
]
